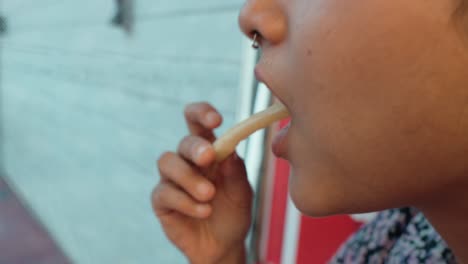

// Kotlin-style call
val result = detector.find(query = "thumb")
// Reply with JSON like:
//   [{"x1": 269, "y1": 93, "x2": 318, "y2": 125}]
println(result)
[{"x1": 218, "y1": 153, "x2": 253, "y2": 204}]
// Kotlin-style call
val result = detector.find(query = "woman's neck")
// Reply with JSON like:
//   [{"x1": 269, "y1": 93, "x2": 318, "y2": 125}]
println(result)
[{"x1": 421, "y1": 192, "x2": 468, "y2": 264}]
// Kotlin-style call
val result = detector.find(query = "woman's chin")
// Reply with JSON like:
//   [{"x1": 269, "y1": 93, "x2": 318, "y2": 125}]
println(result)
[
  {"x1": 289, "y1": 179, "x2": 385, "y2": 217},
  {"x1": 289, "y1": 182, "x2": 344, "y2": 217},
  {"x1": 287, "y1": 171, "x2": 354, "y2": 217}
]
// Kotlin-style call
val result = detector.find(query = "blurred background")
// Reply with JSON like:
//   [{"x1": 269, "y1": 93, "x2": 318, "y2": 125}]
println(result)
[
  {"x1": 0, "y1": 0, "x2": 247, "y2": 263},
  {"x1": 0, "y1": 1, "x2": 376, "y2": 263}
]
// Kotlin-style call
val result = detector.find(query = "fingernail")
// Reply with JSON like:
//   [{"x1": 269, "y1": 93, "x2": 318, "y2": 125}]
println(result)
[
  {"x1": 196, "y1": 205, "x2": 210, "y2": 216},
  {"x1": 195, "y1": 145, "x2": 208, "y2": 161},
  {"x1": 205, "y1": 112, "x2": 218, "y2": 125},
  {"x1": 197, "y1": 183, "x2": 211, "y2": 196}
]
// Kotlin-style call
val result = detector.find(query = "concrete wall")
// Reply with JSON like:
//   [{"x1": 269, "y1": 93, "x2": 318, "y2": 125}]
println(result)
[{"x1": 1, "y1": 1, "x2": 244, "y2": 263}]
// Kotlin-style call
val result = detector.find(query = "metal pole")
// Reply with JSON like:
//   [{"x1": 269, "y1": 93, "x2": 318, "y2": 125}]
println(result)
[{"x1": 0, "y1": 0, "x2": 4, "y2": 174}]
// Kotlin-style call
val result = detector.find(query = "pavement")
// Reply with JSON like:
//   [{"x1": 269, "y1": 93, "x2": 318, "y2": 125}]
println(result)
[{"x1": 1, "y1": 0, "x2": 245, "y2": 263}]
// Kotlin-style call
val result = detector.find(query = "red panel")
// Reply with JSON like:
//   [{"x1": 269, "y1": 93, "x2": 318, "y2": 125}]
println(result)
[
  {"x1": 265, "y1": 158, "x2": 290, "y2": 264},
  {"x1": 296, "y1": 215, "x2": 362, "y2": 264},
  {"x1": 265, "y1": 119, "x2": 291, "y2": 264}
]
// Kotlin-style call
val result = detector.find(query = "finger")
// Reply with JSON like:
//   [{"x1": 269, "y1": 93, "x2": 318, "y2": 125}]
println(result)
[
  {"x1": 176, "y1": 136, "x2": 216, "y2": 168},
  {"x1": 152, "y1": 181, "x2": 212, "y2": 219},
  {"x1": 158, "y1": 152, "x2": 216, "y2": 201},
  {"x1": 184, "y1": 102, "x2": 222, "y2": 140}
]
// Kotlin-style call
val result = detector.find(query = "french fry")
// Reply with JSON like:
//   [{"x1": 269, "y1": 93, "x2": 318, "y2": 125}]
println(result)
[{"x1": 213, "y1": 103, "x2": 289, "y2": 162}]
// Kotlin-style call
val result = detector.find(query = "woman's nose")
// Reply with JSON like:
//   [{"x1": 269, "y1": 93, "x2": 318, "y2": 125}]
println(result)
[{"x1": 238, "y1": 0, "x2": 287, "y2": 47}]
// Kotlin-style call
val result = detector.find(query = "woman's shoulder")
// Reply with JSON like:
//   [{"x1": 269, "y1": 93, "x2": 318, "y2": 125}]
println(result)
[{"x1": 329, "y1": 207, "x2": 457, "y2": 263}]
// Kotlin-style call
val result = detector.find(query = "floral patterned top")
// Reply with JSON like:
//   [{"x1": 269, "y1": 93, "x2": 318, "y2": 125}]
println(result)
[{"x1": 329, "y1": 207, "x2": 457, "y2": 263}]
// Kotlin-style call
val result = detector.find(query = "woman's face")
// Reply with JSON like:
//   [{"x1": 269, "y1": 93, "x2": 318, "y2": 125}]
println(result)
[{"x1": 239, "y1": 0, "x2": 468, "y2": 216}]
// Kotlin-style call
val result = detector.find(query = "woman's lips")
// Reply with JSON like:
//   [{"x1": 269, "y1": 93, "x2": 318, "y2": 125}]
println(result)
[
  {"x1": 255, "y1": 66, "x2": 290, "y2": 158},
  {"x1": 272, "y1": 121, "x2": 290, "y2": 158}
]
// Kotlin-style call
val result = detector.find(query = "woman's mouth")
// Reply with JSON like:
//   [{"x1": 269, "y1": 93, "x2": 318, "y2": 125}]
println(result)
[
  {"x1": 272, "y1": 121, "x2": 290, "y2": 159},
  {"x1": 254, "y1": 65, "x2": 290, "y2": 158}
]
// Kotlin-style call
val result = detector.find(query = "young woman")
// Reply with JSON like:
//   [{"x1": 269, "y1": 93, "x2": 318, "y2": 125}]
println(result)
[{"x1": 153, "y1": 0, "x2": 468, "y2": 263}]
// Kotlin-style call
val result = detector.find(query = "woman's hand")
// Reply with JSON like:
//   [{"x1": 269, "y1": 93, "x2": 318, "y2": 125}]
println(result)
[{"x1": 152, "y1": 102, "x2": 253, "y2": 264}]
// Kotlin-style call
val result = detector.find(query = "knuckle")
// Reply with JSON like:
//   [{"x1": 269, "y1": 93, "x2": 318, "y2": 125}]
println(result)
[
  {"x1": 151, "y1": 185, "x2": 165, "y2": 205},
  {"x1": 198, "y1": 101, "x2": 212, "y2": 110},
  {"x1": 179, "y1": 135, "x2": 207, "y2": 155},
  {"x1": 184, "y1": 102, "x2": 212, "y2": 117},
  {"x1": 181, "y1": 135, "x2": 193, "y2": 145},
  {"x1": 201, "y1": 103, "x2": 217, "y2": 117},
  {"x1": 158, "y1": 152, "x2": 190, "y2": 183},
  {"x1": 159, "y1": 186, "x2": 173, "y2": 205},
  {"x1": 157, "y1": 152, "x2": 173, "y2": 168},
  {"x1": 184, "y1": 102, "x2": 204, "y2": 115},
  {"x1": 178, "y1": 135, "x2": 195, "y2": 152}
]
